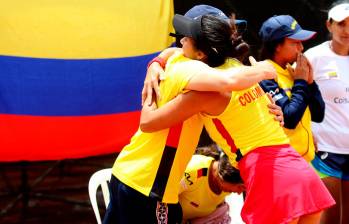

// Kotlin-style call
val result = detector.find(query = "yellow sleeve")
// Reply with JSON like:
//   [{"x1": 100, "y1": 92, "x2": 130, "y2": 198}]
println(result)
[{"x1": 164, "y1": 53, "x2": 212, "y2": 94}]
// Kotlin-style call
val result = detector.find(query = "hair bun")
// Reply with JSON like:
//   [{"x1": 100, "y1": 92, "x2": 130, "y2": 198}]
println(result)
[{"x1": 231, "y1": 35, "x2": 249, "y2": 58}]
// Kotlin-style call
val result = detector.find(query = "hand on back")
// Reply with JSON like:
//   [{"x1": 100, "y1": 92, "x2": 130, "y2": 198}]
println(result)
[
  {"x1": 249, "y1": 56, "x2": 277, "y2": 80},
  {"x1": 142, "y1": 62, "x2": 165, "y2": 105}
]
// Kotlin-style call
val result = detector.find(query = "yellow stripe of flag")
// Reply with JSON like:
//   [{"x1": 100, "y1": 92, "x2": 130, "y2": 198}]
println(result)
[{"x1": 0, "y1": 0, "x2": 174, "y2": 59}]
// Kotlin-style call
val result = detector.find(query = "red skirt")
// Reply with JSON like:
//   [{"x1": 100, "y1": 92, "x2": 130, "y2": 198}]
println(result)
[{"x1": 238, "y1": 144, "x2": 335, "y2": 224}]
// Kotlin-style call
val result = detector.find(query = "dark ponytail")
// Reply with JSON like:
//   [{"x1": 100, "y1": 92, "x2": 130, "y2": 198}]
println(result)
[
  {"x1": 230, "y1": 34, "x2": 250, "y2": 61},
  {"x1": 196, "y1": 15, "x2": 250, "y2": 67}
]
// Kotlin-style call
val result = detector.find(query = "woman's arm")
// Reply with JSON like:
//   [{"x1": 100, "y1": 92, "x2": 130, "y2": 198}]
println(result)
[
  {"x1": 143, "y1": 53, "x2": 277, "y2": 105},
  {"x1": 142, "y1": 48, "x2": 182, "y2": 104},
  {"x1": 185, "y1": 59, "x2": 276, "y2": 92},
  {"x1": 140, "y1": 90, "x2": 285, "y2": 132},
  {"x1": 140, "y1": 91, "x2": 215, "y2": 132},
  {"x1": 260, "y1": 79, "x2": 309, "y2": 129}
]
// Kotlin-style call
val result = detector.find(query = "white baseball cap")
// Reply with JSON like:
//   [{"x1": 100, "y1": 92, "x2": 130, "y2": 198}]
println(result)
[{"x1": 328, "y1": 3, "x2": 349, "y2": 22}]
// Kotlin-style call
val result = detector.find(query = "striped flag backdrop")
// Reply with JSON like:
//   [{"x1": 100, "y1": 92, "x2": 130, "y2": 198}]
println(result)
[{"x1": 0, "y1": 0, "x2": 174, "y2": 161}]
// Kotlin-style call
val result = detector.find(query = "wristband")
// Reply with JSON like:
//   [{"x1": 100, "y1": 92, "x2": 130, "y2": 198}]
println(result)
[{"x1": 147, "y1": 56, "x2": 166, "y2": 69}]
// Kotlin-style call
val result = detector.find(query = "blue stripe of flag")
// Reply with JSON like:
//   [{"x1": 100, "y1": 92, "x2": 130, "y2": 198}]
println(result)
[{"x1": 0, "y1": 53, "x2": 157, "y2": 116}]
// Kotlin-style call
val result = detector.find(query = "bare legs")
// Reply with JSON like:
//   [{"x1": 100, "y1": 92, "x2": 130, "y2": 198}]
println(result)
[
  {"x1": 289, "y1": 211, "x2": 322, "y2": 224},
  {"x1": 321, "y1": 177, "x2": 341, "y2": 223},
  {"x1": 320, "y1": 177, "x2": 349, "y2": 224},
  {"x1": 341, "y1": 180, "x2": 349, "y2": 224}
]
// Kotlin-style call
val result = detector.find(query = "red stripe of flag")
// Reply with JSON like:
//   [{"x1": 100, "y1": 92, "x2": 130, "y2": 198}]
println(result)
[
  {"x1": 0, "y1": 112, "x2": 140, "y2": 161},
  {"x1": 212, "y1": 118, "x2": 238, "y2": 153}
]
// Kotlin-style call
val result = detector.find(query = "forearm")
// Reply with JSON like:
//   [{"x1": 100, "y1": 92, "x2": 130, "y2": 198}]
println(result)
[
  {"x1": 260, "y1": 79, "x2": 309, "y2": 129},
  {"x1": 140, "y1": 101, "x2": 171, "y2": 132},
  {"x1": 282, "y1": 80, "x2": 310, "y2": 129},
  {"x1": 143, "y1": 48, "x2": 182, "y2": 104},
  {"x1": 221, "y1": 66, "x2": 273, "y2": 91},
  {"x1": 140, "y1": 92, "x2": 203, "y2": 132},
  {"x1": 158, "y1": 47, "x2": 182, "y2": 62},
  {"x1": 186, "y1": 65, "x2": 274, "y2": 92}
]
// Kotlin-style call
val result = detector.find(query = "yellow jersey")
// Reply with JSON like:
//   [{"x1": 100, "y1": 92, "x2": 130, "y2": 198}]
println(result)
[
  {"x1": 202, "y1": 82, "x2": 290, "y2": 167},
  {"x1": 112, "y1": 52, "x2": 205, "y2": 203},
  {"x1": 179, "y1": 155, "x2": 229, "y2": 220}
]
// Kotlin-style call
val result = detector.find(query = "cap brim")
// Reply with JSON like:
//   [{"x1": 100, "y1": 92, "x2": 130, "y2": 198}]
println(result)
[
  {"x1": 235, "y1": 19, "x2": 247, "y2": 26},
  {"x1": 330, "y1": 14, "x2": 349, "y2": 22},
  {"x1": 173, "y1": 14, "x2": 196, "y2": 38},
  {"x1": 328, "y1": 4, "x2": 349, "y2": 22},
  {"x1": 288, "y1": 29, "x2": 316, "y2": 41},
  {"x1": 235, "y1": 19, "x2": 247, "y2": 32}
]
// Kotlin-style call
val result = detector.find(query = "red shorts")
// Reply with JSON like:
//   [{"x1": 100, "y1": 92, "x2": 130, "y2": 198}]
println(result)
[{"x1": 238, "y1": 145, "x2": 335, "y2": 224}]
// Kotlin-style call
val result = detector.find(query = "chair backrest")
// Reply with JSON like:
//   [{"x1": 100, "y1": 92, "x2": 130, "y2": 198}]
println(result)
[
  {"x1": 226, "y1": 192, "x2": 245, "y2": 224},
  {"x1": 88, "y1": 168, "x2": 112, "y2": 224}
]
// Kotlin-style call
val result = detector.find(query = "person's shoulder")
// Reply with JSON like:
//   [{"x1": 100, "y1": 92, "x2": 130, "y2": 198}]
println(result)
[
  {"x1": 191, "y1": 154, "x2": 214, "y2": 165},
  {"x1": 305, "y1": 41, "x2": 331, "y2": 59},
  {"x1": 164, "y1": 53, "x2": 208, "y2": 83},
  {"x1": 217, "y1": 57, "x2": 242, "y2": 70},
  {"x1": 166, "y1": 53, "x2": 209, "y2": 76},
  {"x1": 186, "y1": 155, "x2": 212, "y2": 171},
  {"x1": 168, "y1": 52, "x2": 206, "y2": 66},
  {"x1": 167, "y1": 51, "x2": 187, "y2": 64}
]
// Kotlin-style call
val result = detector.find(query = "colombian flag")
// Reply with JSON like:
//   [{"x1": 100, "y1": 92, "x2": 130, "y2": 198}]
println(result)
[{"x1": 0, "y1": 0, "x2": 174, "y2": 161}]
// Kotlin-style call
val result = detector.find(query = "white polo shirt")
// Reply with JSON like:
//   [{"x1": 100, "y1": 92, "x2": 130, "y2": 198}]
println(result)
[{"x1": 305, "y1": 41, "x2": 349, "y2": 154}]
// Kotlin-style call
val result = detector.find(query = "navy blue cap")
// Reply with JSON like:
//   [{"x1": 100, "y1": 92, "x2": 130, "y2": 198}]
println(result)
[
  {"x1": 173, "y1": 14, "x2": 203, "y2": 40},
  {"x1": 259, "y1": 15, "x2": 316, "y2": 42},
  {"x1": 184, "y1": 4, "x2": 247, "y2": 31}
]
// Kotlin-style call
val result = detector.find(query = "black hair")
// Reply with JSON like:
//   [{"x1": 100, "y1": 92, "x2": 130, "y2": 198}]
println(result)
[
  {"x1": 218, "y1": 153, "x2": 243, "y2": 184},
  {"x1": 258, "y1": 38, "x2": 285, "y2": 61},
  {"x1": 195, "y1": 15, "x2": 249, "y2": 67},
  {"x1": 195, "y1": 143, "x2": 220, "y2": 160}
]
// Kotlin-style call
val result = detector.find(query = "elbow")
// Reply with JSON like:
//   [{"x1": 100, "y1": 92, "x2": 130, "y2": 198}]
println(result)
[
  {"x1": 283, "y1": 117, "x2": 299, "y2": 129},
  {"x1": 139, "y1": 122, "x2": 148, "y2": 132},
  {"x1": 139, "y1": 116, "x2": 155, "y2": 133},
  {"x1": 312, "y1": 117, "x2": 324, "y2": 123},
  {"x1": 311, "y1": 105, "x2": 325, "y2": 123},
  {"x1": 221, "y1": 79, "x2": 241, "y2": 92},
  {"x1": 140, "y1": 122, "x2": 154, "y2": 133},
  {"x1": 312, "y1": 113, "x2": 325, "y2": 123}
]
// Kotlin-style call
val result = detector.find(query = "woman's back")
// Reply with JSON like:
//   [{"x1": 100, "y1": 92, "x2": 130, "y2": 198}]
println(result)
[{"x1": 202, "y1": 83, "x2": 290, "y2": 166}]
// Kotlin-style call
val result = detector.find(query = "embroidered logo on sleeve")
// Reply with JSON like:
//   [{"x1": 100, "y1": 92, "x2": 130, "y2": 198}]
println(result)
[{"x1": 268, "y1": 88, "x2": 283, "y2": 101}]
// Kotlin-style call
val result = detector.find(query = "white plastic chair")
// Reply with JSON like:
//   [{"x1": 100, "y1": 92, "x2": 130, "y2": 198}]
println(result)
[
  {"x1": 88, "y1": 168, "x2": 112, "y2": 224},
  {"x1": 226, "y1": 192, "x2": 245, "y2": 224}
]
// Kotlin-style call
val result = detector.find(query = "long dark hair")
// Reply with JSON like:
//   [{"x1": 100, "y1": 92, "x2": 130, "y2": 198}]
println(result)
[
  {"x1": 196, "y1": 15, "x2": 249, "y2": 67},
  {"x1": 195, "y1": 144, "x2": 221, "y2": 160},
  {"x1": 218, "y1": 153, "x2": 243, "y2": 184}
]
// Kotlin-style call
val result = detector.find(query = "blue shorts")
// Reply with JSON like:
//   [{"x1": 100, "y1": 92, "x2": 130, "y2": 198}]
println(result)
[
  {"x1": 312, "y1": 151, "x2": 349, "y2": 181},
  {"x1": 103, "y1": 175, "x2": 182, "y2": 224}
]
